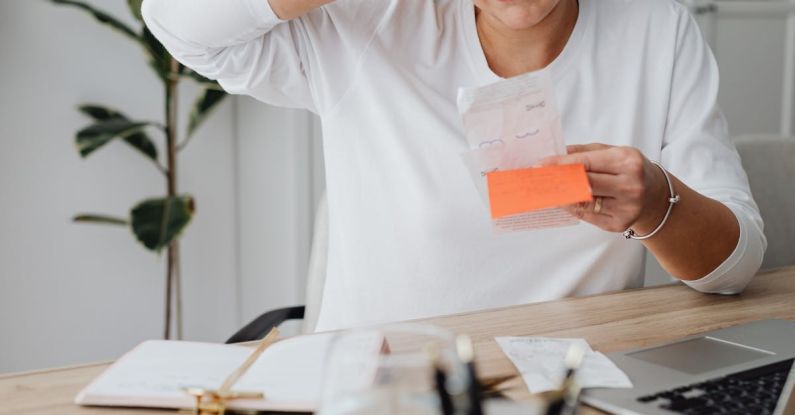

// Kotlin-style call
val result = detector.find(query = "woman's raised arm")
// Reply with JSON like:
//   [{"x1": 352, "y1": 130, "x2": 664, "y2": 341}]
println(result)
[{"x1": 142, "y1": 0, "x2": 385, "y2": 113}]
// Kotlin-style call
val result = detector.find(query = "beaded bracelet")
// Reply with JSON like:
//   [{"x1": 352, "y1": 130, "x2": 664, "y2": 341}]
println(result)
[{"x1": 623, "y1": 161, "x2": 681, "y2": 240}]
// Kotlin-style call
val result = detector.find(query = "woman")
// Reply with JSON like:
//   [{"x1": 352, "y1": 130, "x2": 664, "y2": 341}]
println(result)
[{"x1": 143, "y1": 0, "x2": 765, "y2": 332}]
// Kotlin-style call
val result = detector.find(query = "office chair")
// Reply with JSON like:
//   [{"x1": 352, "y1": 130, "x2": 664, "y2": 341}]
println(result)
[
  {"x1": 733, "y1": 135, "x2": 795, "y2": 269},
  {"x1": 226, "y1": 192, "x2": 329, "y2": 343},
  {"x1": 645, "y1": 135, "x2": 795, "y2": 284}
]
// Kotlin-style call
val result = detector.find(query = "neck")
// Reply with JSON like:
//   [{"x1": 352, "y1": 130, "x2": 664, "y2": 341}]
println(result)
[{"x1": 476, "y1": 0, "x2": 578, "y2": 78}]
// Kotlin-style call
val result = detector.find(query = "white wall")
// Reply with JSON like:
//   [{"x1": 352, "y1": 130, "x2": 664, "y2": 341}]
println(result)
[
  {"x1": 0, "y1": 0, "x2": 238, "y2": 373},
  {"x1": 702, "y1": 2, "x2": 795, "y2": 137},
  {"x1": 680, "y1": 1, "x2": 795, "y2": 138},
  {"x1": 0, "y1": 0, "x2": 324, "y2": 374}
]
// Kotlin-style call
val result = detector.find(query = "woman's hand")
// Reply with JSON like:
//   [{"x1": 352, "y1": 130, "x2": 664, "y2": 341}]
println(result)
[
  {"x1": 542, "y1": 143, "x2": 741, "y2": 281},
  {"x1": 542, "y1": 143, "x2": 669, "y2": 234}
]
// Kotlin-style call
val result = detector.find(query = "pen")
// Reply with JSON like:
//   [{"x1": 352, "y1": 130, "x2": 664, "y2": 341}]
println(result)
[
  {"x1": 427, "y1": 345, "x2": 455, "y2": 415},
  {"x1": 457, "y1": 335, "x2": 484, "y2": 415},
  {"x1": 545, "y1": 345, "x2": 585, "y2": 415},
  {"x1": 434, "y1": 363, "x2": 455, "y2": 415},
  {"x1": 219, "y1": 327, "x2": 280, "y2": 394},
  {"x1": 560, "y1": 346, "x2": 585, "y2": 415}
]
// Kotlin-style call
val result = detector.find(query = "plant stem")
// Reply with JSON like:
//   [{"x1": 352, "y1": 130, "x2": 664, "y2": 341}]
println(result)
[
  {"x1": 164, "y1": 246, "x2": 173, "y2": 339},
  {"x1": 166, "y1": 66, "x2": 178, "y2": 195},
  {"x1": 164, "y1": 58, "x2": 180, "y2": 340},
  {"x1": 175, "y1": 242, "x2": 183, "y2": 339}
]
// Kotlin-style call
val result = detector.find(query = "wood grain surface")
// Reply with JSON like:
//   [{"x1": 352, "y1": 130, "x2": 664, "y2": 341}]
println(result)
[{"x1": 2, "y1": 266, "x2": 793, "y2": 415}]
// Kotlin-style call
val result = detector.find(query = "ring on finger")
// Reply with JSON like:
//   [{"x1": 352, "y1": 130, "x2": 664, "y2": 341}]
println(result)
[{"x1": 593, "y1": 197, "x2": 603, "y2": 214}]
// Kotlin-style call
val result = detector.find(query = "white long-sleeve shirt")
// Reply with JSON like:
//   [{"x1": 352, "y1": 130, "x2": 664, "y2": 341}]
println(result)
[{"x1": 143, "y1": 0, "x2": 766, "y2": 332}]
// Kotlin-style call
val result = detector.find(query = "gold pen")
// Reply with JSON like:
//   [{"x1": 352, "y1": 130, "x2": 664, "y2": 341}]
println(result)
[{"x1": 183, "y1": 327, "x2": 280, "y2": 415}]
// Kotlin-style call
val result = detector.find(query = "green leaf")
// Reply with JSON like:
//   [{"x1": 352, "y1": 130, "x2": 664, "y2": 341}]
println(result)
[
  {"x1": 74, "y1": 214, "x2": 129, "y2": 226},
  {"x1": 49, "y1": 0, "x2": 141, "y2": 46},
  {"x1": 187, "y1": 88, "x2": 227, "y2": 137},
  {"x1": 78, "y1": 105, "x2": 159, "y2": 161},
  {"x1": 183, "y1": 69, "x2": 215, "y2": 85},
  {"x1": 48, "y1": 0, "x2": 173, "y2": 82},
  {"x1": 78, "y1": 105, "x2": 123, "y2": 120},
  {"x1": 76, "y1": 119, "x2": 151, "y2": 158},
  {"x1": 131, "y1": 196, "x2": 195, "y2": 252},
  {"x1": 141, "y1": 27, "x2": 171, "y2": 81},
  {"x1": 127, "y1": 0, "x2": 144, "y2": 21},
  {"x1": 181, "y1": 69, "x2": 227, "y2": 93},
  {"x1": 122, "y1": 133, "x2": 159, "y2": 161}
]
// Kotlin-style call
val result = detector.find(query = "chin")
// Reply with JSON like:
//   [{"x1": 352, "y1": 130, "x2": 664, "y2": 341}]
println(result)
[{"x1": 475, "y1": 0, "x2": 562, "y2": 30}]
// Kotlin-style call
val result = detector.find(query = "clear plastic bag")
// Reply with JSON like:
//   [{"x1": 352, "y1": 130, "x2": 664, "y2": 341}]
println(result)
[{"x1": 457, "y1": 70, "x2": 578, "y2": 232}]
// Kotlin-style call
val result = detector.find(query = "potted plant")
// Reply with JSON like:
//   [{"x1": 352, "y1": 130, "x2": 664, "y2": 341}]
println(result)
[{"x1": 50, "y1": 0, "x2": 229, "y2": 339}]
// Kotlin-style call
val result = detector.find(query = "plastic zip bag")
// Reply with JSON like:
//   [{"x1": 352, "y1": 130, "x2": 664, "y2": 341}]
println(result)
[{"x1": 458, "y1": 70, "x2": 578, "y2": 232}]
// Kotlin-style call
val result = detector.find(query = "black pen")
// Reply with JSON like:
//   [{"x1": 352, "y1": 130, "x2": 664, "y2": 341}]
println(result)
[
  {"x1": 546, "y1": 346, "x2": 585, "y2": 415},
  {"x1": 426, "y1": 345, "x2": 454, "y2": 415},
  {"x1": 457, "y1": 335, "x2": 484, "y2": 415},
  {"x1": 434, "y1": 362, "x2": 454, "y2": 415}
]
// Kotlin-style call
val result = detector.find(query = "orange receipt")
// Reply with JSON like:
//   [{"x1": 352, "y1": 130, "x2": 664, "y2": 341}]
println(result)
[{"x1": 486, "y1": 164, "x2": 593, "y2": 219}]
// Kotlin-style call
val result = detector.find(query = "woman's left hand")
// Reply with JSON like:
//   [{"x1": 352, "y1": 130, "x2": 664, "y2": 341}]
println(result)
[{"x1": 541, "y1": 143, "x2": 669, "y2": 233}]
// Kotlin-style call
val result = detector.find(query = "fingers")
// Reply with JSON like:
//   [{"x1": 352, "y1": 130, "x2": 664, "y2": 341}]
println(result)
[
  {"x1": 536, "y1": 144, "x2": 652, "y2": 233},
  {"x1": 564, "y1": 200, "x2": 627, "y2": 232},
  {"x1": 566, "y1": 198, "x2": 616, "y2": 218},
  {"x1": 566, "y1": 195, "x2": 644, "y2": 233},
  {"x1": 565, "y1": 201, "x2": 614, "y2": 224},
  {"x1": 541, "y1": 143, "x2": 611, "y2": 165},
  {"x1": 588, "y1": 172, "x2": 621, "y2": 197},
  {"x1": 566, "y1": 143, "x2": 610, "y2": 154},
  {"x1": 542, "y1": 146, "x2": 646, "y2": 178},
  {"x1": 543, "y1": 148, "x2": 622, "y2": 174}
]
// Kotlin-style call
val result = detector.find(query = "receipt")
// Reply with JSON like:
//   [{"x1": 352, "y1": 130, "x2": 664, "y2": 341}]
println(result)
[
  {"x1": 457, "y1": 70, "x2": 579, "y2": 232},
  {"x1": 495, "y1": 337, "x2": 633, "y2": 394}
]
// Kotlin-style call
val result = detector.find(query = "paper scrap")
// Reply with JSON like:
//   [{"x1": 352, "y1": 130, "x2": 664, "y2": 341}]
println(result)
[
  {"x1": 486, "y1": 164, "x2": 592, "y2": 219},
  {"x1": 496, "y1": 337, "x2": 632, "y2": 394},
  {"x1": 458, "y1": 70, "x2": 578, "y2": 232}
]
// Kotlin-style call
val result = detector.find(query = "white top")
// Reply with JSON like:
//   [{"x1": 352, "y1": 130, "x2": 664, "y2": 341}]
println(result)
[{"x1": 143, "y1": 0, "x2": 766, "y2": 332}]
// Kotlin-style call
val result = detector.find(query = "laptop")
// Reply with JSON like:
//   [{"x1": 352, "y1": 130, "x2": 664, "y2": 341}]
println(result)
[{"x1": 582, "y1": 319, "x2": 795, "y2": 415}]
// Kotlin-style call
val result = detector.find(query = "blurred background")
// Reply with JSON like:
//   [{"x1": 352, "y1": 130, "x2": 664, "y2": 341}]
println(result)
[{"x1": 0, "y1": 0, "x2": 792, "y2": 374}]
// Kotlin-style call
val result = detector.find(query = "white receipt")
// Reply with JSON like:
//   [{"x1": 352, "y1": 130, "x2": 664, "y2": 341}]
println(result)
[
  {"x1": 457, "y1": 70, "x2": 577, "y2": 232},
  {"x1": 495, "y1": 337, "x2": 633, "y2": 394}
]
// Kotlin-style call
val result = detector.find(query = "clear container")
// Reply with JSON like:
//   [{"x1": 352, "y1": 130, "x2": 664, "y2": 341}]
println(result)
[{"x1": 316, "y1": 323, "x2": 466, "y2": 415}]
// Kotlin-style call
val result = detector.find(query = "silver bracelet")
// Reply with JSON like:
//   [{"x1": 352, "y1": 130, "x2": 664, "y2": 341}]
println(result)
[{"x1": 623, "y1": 161, "x2": 680, "y2": 240}]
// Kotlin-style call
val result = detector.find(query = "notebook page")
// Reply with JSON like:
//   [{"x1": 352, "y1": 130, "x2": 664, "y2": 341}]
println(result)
[
  {"x1": 231, "y1": 333, "x2": 335, "y2": 411},
  {"x1": 76, "y1": 334, "x2": 336, "y2": 412},
  {"x1": 75, "y1": 340, "x2": 251, "y2": 409}
]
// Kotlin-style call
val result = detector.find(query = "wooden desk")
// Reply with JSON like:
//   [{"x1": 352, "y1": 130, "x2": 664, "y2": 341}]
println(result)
[{"x1": 2, "y1": 266, "x2": 794, "y2": 415}]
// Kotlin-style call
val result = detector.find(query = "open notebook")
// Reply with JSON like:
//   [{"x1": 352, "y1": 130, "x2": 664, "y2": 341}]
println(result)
[{"x1": 76, "y1": 334, "x2": 335, "y2": 412}]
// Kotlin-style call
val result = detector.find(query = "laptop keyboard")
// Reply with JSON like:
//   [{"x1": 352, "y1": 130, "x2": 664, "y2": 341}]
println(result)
[{"x1": 636, "y1": 358, "x2": 793, "y2": 415}]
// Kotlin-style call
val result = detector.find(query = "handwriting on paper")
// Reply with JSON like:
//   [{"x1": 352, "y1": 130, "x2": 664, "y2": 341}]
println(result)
[
  {"x1": 486, "y1": 164, "x2": 592, "y2": 219},
  {"x1": 496, "y1": 337, "x2": 633, "y2": 393}
]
